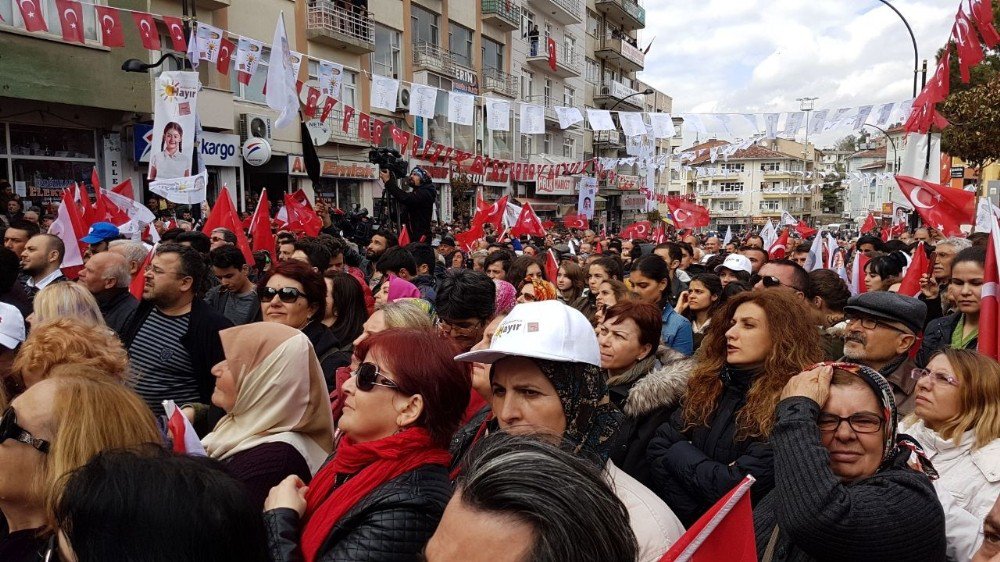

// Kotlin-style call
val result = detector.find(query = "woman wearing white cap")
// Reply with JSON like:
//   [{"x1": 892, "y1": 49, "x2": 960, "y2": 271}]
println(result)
[
  {"x1": 456, "y1": 301, "x2": 684, "y2": 562},
  {"x1": 713, "y1": 253, "x2": 752, "y2": 288}
]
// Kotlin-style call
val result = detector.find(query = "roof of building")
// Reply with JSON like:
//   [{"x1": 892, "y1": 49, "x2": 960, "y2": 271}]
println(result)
[
  {"x1": 858, "y1": 161, "x2": 887, "y2": 171},
  {"x1": 849, "y1": 146, "x2": 887, "y2": 160},
  {"x1": 686, "y1": 142, "x2": 800, "y2": 166}
]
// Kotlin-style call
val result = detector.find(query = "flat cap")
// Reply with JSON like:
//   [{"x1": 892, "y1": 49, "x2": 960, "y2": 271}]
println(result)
[{"x1": 843, "y1": 292, "x2": 927, "y2": 334}]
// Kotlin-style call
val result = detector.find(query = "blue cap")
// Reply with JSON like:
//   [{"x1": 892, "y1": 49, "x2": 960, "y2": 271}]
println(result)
[{"x1": 81, "y1": 222, "x2": 120, "y2": 244}]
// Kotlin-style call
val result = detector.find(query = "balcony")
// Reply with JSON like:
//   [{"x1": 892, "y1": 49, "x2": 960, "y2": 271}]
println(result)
[
  {"x1": 593, "y1": 130, "x2": 624, "y2": 148},
  {"x1": 195, "y1": 0, "x2": 230, "y2": 9},
  {"x1": 525, "y1": 38, "x2": 583, "y2": 78},
  {"x1": 593, "y1": 81, "x2": 645, "y2": 111},
  {"x1": 482, "y1": 0, "x2": 521, "y2": 31},
  {"x1": 324, "y1": 107, "x2": 370, "y2": 147},
  {"x1": 412, "y1": 43, "x2": 476, "y2": 83},
  {"x1": 595, "y1": 35, "x2": 645, "y2": 72},
  {"x1": 529, "y1": 0, "x2": 583, "y2": 25},
  {"x1": 482, "y1": 67, "x2": 518, "y2": 99},
  {"x1": 306, "y1": 1, "x2": 375, "y2": 54},
  {"x1": 595, "y1": 0, "x2": 645, "y2": 30}
]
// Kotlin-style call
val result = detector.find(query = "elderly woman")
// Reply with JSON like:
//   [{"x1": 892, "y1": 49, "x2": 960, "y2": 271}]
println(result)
[
  {"x1": 0, "y1": 373, "x2": 161, "y2": 561},
  {"x1": 202, "y1": 323, "x2": 335, "y2": 509},
  {"x1": 260, "y1": 260, "x2": 345, "y2": 387},
  {"x1": 264, "y1": 329, "x2": 471, "y2": 561},
  {"x1": 457, "y1": 301, "x2": 684, "y2": 562},
  {"x1": 754, "y1": 362, "x2": 947, "y2": 561},
  {"x1": 647, "y1": 290, "x2": 824, "y2": 525}
]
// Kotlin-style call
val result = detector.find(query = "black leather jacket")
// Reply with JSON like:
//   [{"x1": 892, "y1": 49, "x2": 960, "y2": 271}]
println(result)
[{"x1": 264, "y1": 465, "x2": 452, "y2": 562}]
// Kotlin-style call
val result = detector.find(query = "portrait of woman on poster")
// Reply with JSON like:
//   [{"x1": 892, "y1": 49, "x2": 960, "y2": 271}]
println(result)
[{"x1": 149, "y1": 122, "x2": 190, "y2": 180}]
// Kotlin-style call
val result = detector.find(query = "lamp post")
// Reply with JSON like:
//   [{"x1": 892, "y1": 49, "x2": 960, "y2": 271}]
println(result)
[
  {"x1": 601, "y1": 88, "x2": 653, "y2": 228},
  {"x1": 875, "y1": 0, "x2": 920, "y2": 97},
  {"x1": 797, "y1": 96, "x2": 818, "y2": 222}
]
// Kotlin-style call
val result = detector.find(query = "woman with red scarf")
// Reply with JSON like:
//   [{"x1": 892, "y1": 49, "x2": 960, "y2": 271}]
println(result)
[{"x1": 263, "y1": 329, "x2": 471, "y2": 562}]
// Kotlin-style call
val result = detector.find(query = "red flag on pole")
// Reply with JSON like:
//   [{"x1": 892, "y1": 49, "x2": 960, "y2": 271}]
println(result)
[
  {"x1": 56, "y1": 0, "x2": 85, "y2": 44},
  {"x1": 768, "y1": 228, "x2": 790, "y2": 259},
  {"x1": 796, "y1": 220, "x2": 817, "y2": 238},
  {"x1": 970, "y1": 0, "x2": 1000, "y2": 48},
  {"x1": 546, "y1": 37, "x2": 558, "y2": 71},
  {"x1": 860, "y1": 213, "x2": 877, "y2": 234},
  {"x1": 129, "y1": 244, "x2": 155, "y2": 300},
  {"x1": 545, "y1": 249, "x2": 559, "y2": 284},
  {"x1": 49, "y1": 188, "x2": 87, "y2": 275},
  {"x1": 659, "y1": 476, "x2": 757, "y2": 562},
  {"x1": 620, "y1": 221, "x2": 652, "y2": 240},
  {"x1": 894, "y1": 175, "x2": 976, "y2": 236},
  {"x1": 398, "y1": 224, "x2": 411, "y2": 246},
  {"x1": 201, "y1": 187, "x2": 255, "y2": 265},
  {"x1": 953, "y1": 6, "x2": 986, "y2": 83},
  {"x1": 897, "y1": 242, "x2": 931, "y2": 297},
  {"x1": 667, "y1": 197, "x2": 711, "y2": 229},
  {"x1": 248, "y1": 189, "x2": 275, "y2": 262},
  {"x1": 94, "y1": 6, "x2": 125, "y2": 47},
  {"x1": 563, "y1": 213, "x2": 589, "y2": 230},
  {"x1": 16, "y1": 0, "x2": 49, "y2": 32},
  {"x1": 112, "y1": 178, "x2": 134, "y2": 199},
  {"x1": 510, "y1": 202, "x2": 546, "y2": 238},
  {"x1": 472, "y1": 196, "x2": 508, "y2": 232},
  {"x1": 282, "y1": 191, "x2": 323, "y2": 236},
  {"x1": 980, "y1": 216, "x2": 1000, "y2": 360},
  {"x1": 850, "y1": 252, "x2": 871, "y2": 295},
  {"x1": 132, "y1": 12, "x2": 161, "y2": 50}
]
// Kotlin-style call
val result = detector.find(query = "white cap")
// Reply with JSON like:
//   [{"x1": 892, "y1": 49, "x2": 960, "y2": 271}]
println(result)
[
  {"x1": 714, "y1": 254, "x2": 752, "y2": 275},
  {"x1": 0, "y1": 302, "x2": 26, "y2": 350},
  {"x1": 455, "y1": 300, "x2": 600, "y2": 366}
]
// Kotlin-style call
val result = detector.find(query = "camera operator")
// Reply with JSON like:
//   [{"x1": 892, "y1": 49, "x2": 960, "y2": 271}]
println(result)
[{"x1": 380, "y1": 166, "x2": 436, "y2": 244}]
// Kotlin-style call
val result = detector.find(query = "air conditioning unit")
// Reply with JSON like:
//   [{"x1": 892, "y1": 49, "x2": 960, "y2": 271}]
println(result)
[
  {"x1": 396, "y1": 86, "x2": 411, "y2": 112},
  {"x1": 239, "y1": 113, "x2": 272, "y2": 142}
]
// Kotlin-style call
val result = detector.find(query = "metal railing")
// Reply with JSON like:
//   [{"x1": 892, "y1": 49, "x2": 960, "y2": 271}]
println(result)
[
  {"x1": 597, "y1": 35, "x2": 645, "y2": 68},
  {"x1": 306, "y1": 0, "x2": 375, "y2": 44},
  {"x1": 527, "y1": 37, "x2": 584, "y2": 74},
  {"x1": 412, "y1": 43, "x2": 474, "y2": 81},
  {"x1": 595, "y1": 0, "x2": 645, "y2": 26},
  {"x1": 550, "y1": 0, "x2": 583, "y2": 19},
  {"x1": 482, "y1": 67, "x2": 518, "y2": 98},
  {"x1": 481, "y1": 0, "x2": 521, "y2": 28}
]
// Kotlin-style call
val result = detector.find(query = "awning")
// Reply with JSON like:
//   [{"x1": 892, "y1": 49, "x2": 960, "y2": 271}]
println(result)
[{"x1": 517, "y1": 198, "x2": 561, "y2": 211}]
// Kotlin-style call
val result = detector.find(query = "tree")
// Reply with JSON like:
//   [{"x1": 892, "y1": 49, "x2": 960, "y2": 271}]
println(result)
[{"x1": 834, "y1": 135, "x2": 859, "y2": 152}]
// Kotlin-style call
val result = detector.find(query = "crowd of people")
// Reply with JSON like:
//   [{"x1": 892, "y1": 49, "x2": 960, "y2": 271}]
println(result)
[{"x1": 2, "y1": 185, "x2": 1000, "y2": 561}]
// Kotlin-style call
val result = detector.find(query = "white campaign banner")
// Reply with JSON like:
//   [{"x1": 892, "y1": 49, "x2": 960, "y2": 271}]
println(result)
[
  {"x1": 649, "y1": 112, "x2": 674, "y2": 139},
  {"x1": 370, "y1": 75, "x2": 400, "y2": 111},
  {"x1": 520, "y1": 104, "x2": 545, "y2": 134},
  {"x1": 196, "y1": 23, "x2": 223, "y2": 63},
  {"x1": 587, "y1": 109, "x2": 615, "y2": 131},
  {"x1": 619, "y1": 112, "x2": 645, "y2": 138},
  {"x1": 555, "y1": 106, "x2": 583, "y2": 129},
  {"x1": 235, "y1": 36, "x2": 264, "y2": 77},
  {"x1": 409, "y1": 83, "x2": 438, "y2": 119},
  {"x1": 485, "y1": 98, "x2": 511, "y2": 131},
  {"x1": 319, "y1": 61, "x2": 344, "y2": 100},
  {"x1": 148, "y1": 71, "x2": 199, "y2": 181},
  {"x1": 151, "y1": 171, "x2": 209, "y2": 204},
  {"x1": 448, "y1": 91, "x2": 475, "y2": 125},
  {"x1": 578, "y1": 177, "x2": 598, "y2": 219}
]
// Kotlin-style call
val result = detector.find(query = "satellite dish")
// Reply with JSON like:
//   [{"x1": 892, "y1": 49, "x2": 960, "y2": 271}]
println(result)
[
  {"x1": 306, "y1": 119, "x2": 332, "y2": 146},
  {"x1": 299, "y1": 79, "x2": 323, "y2": 104}
]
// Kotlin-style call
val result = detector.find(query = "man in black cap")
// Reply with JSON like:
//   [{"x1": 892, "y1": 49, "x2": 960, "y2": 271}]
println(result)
[
  {"x1": 840, "y1": 291, "x2": 927, "y2": 414},
  {"x1": 436, "y1": 235, "x2": 456, "y2": 259}
]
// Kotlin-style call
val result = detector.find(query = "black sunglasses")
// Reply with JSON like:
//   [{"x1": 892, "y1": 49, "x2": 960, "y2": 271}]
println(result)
[
  {"x1": 750, "y1": 274, "x2": 804, "y2": 293},
  {"x1": 258, "y1": 286, "x2": 306, "y2": 303},
  {"x1": 354, "y1": 362, "x2": 401, "y2": 392},
  {"x1": 0, "y1": 407, "x2": 50, "y2": 453}
]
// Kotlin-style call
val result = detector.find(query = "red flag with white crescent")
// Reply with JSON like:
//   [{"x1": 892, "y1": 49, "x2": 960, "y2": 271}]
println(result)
[
  {"x1": 546, "y1": 37, "x2": 557, "y2": 71},
  {"x1": 510, "y1": 202, "x2": 546, "y2": 238},
  {"x1": 895, "y1": 175, "x2": 976, "y2": 236},
  {"x1": 162, "y1": 16, "x2": 188, "y2": 52},
  {"x1": 979, "y1": 215, "x2": 1000, "y2": 360},
  {"x1": 95, "y1": 6, "x2": 125, "y2": 47},
  {"x1": 55, "y1": 0, "x2": 85, "y2": 44},
  {"x1": 320, "y1": 97, "x2": 338, "y2": 123},
  {"x1": 16, "y1": 0, "x2": 48, "y2": 33},
  {"x1": 304, "y1": 86, "x2": 321, "y2": 119},
  {"x1": 131, "y1": 12, "x2": 160, "y2": 50},
  {"x1": 217, "y1": 37, "x2": 235, "y2": 76},
  {"x1": 342, "y1": 105, "x2": 356, "y2": 134}
]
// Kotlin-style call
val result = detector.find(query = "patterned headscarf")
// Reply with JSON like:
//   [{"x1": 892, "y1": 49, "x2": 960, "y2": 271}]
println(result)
[
  {"x1": 525, "y1": 278, "x2": 558, "y2": 302},
  {"x1": 493, "y1": 280, "x2": 517, "y2": 315},
  {"x1": 816, "y1": 362, "x2": 937, "y2": 478}
]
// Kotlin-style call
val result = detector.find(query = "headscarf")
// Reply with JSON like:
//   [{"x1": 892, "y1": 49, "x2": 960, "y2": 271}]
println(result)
[
  {"x1": 493, "y1": 279, "x2": 516, "y2": 315},
  {"x1": 202, "y1": 323, "x2": 335, "y2": 474},
  {"x1": 818, "y1": 362, "x2": 937, "y2": 478},
  {"x1": 385, "y1": 274, "x2": 420, "y2": 303},
  {"x1": 525, "y1": 278, "x2": 558, "y2": 302}
]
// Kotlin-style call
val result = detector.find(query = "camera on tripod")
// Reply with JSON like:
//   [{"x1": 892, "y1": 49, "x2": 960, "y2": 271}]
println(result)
[{"x1": 368, "y1": 148, "x2": 409, "y2": 178}]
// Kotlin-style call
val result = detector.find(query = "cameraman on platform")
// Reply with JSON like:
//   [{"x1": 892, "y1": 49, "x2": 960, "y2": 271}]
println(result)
[{"x1": 380, "y1": 166, "x2": 436, "y2": 243}]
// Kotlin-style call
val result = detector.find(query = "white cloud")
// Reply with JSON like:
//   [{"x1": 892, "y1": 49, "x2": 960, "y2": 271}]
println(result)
[{"x1": 638, "y1": 0, "x2": 957, "y2": 145}]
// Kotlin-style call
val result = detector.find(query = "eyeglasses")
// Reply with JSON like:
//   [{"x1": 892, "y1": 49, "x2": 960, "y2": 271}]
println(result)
[
  {"x1": 436, "y1": 317, "x2": 483, "y2": 335},
  {"x1": 353, "y1": 362, "x2": 400, "y2": 392},
  {"x1": 750, "y1": 274, "x2": 804, "y2": 293},
  {"x1": 0, "y1": 407, "x2": 50, "y2": 453},
  {"x1": 258, "y1": 286, "x2": 306, "y2": 303},
  {"x1": 845, "y1": 315, "x2": 906, "y2": 333},
  {"x1": 911, "y1": 368, "x2": 961, "y2": 387},
  {"x1": 817, "y1": 412, "x2": 884, "y2": 434},
  {"x1": 144, "y1": 264, "x2": 190, "y2": 278}
]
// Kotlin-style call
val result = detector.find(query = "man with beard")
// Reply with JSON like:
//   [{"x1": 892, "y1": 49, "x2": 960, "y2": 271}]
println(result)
[
  {"x1": 19, "y1": 233, "x2": 67, "y2": 299},
  {"x1": 364, "y1": 229, "x2": 398, "y2": 290},
  {"x1": 839, "y1": 291, "x2": 926, "y2": 414}
]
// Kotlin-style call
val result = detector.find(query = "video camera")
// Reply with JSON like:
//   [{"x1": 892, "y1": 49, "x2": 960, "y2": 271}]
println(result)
[{"x1": 368, "y1": 148, "x2": 409, "y2": 179}]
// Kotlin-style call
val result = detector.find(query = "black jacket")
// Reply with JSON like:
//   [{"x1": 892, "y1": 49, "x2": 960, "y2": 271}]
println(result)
[
  {"x1": 264, "y1": 465, "x2": 452, "y2": 562},
  {"x1": 95, "y1": 287, "x2": 139, "y2": 336},
  {"x1": 753, "y1": 397, "x2": 946, "y2": 562},
  {"x1": 646, "y1": 366, "x2": 775, "y2": 526},
  {"x1": 916, "y1": 312, "x2": 976, "y2": 368},
  {"x1": 302, "y1": 320, "x2": 349, "y2": 390},
  {"x1": 384, "y1": 177, "x2": 436, "y2": 244},
  {"x1": 120, "y1": 298, "x2": 233, "y2": 405}
]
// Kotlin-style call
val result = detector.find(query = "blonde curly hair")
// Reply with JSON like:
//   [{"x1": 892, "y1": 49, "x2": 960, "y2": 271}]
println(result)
[{"x1": 9, "y1": 319, "x2": 129, "y2": 391}]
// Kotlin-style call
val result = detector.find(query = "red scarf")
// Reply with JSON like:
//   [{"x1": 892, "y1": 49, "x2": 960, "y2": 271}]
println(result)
[{"x1": 300, "y1": 428, "x2": 451, "y2": 562}]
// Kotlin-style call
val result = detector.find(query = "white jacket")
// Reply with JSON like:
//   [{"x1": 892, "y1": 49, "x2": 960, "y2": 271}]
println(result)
[{"x1": 606, "y1": 460, "x2": 685, "y2": 562}]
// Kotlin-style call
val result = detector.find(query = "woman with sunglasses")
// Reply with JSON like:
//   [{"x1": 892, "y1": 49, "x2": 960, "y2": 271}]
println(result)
[
  {"x1": 628, "y1": 255, "x2": 694, "y2": 356},
  {"x1": 264, "y1": 329, "x2": 470, "y2": 562},
  {"x1": 515, "y1": 277, "x2": 558, "y2": 304},
  {"x1": 259, "y1": 260, "x2": 345, "y2": 389},
  {"x1": 754, "y1": 363, "x2": 946, "y2": 561},
  {"x1": 917, "y1": 246, "x2": 985, "y2": 368},
  {"x1": 202, "y1": 323, "x2": 335, "y2": 510},
  {"x1": 0, "y1": 371, "x2": 160, "y2": 561}
]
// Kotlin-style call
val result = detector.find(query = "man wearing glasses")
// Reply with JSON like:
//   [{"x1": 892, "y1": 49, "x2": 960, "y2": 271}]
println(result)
[
  {"x1": 839, "y1": 292, "x2": 927, "y2": 415},
  {"x1": 120, "y1": 244, "x2": 232, "y2": 418},
  {"x1": 435, "y1": 270, "x2": 496, "y2": 353},
  {"x1": 752, "y1": 259, "x2": 811, "y2": 301}
]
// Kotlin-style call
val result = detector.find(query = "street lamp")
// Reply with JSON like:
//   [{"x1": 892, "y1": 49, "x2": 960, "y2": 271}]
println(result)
[
  {"x1": 797, "y1": 96, "x2": 818, "y2": 222},
  {"x1": 121, "y1": 53, "x2": 184, "y2": 73},
  {"x1": 875, "y1": 0, "x2": 920, "y2": 97},
  {"x1": 609, "y1": 88, "x2": 654, "y2": 111}
]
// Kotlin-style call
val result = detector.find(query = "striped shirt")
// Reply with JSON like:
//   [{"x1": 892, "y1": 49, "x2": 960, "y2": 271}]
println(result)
[{"x1": 127, "y1": 308, "x2": 197, "y2": 416}]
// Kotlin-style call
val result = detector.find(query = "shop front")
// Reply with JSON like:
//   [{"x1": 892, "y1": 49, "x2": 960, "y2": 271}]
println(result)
[
  {"x1": 288, "y1": 155, "x2": 378, "y2": 214},
  {"x1": 1, "y1": 122, "x2": 99, "y2": 214}
]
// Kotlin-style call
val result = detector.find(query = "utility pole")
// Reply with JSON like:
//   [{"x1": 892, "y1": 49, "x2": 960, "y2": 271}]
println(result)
[{"x1": 797, "y1": 97, "x2": 818, "y2": 223}]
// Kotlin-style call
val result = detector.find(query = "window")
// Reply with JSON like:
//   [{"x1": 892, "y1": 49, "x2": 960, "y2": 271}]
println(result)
[
  {"x1": 543, "y1": 133, "x2": 552, "y2": 154},
  {"x1": 521, "y1": 71, "x2": 534, "y2": 100},
  {"x1": 719, "y1": 201, "x2": 742, "y2": 211},
  {"x1": 373, "y1": 25, "x2": 402, "y2": 77},
  {"x1": 482, "y1": 37, "x2": 504, "y2": 72},
  {"x1": 449, "y1": 22, "x2": 473, "y2": 67},
  {"x1": 586, "y1": 58, "x2": 600, "y2": 83},
  {"x1": 721, "y1": 163, "x2": 744, "y2": 172},
  {"x1": 760, "y1": 201, "x2": 781, "y2": 211},
  {"x1": 411, "y1": 5, "x2": 439, "y2": 46},
  {"x1": 563, "y1": 136, "x2": 576, "y2": 158},
  {"x1": 719, "y1": 182, "x2": 743, "y2": 192},
  {"x1": 522, "y1": 10, "x2": 535, "y2": 37},
  {"x1": 564, "y1": 35, "x2": 576, "y2": 60},
  {"x1": 586, "y1": 11, "x2": 599, "y2": 37},
  {"x1": 563, "y1": 87, "x2": 575, "y2": 107},
  {"x1": 231, "y1": 46, "x2": 270, "y2": 103},
  {"x1": 543, "y1": 79, "x2": 552, "y2": 105},
  {"x1": 760, "y1": 162, "x2": 781, "y2": 172},
  {"x1": 520, "y1": 135, "x2": 533, "y2": 159},
  {"x1": 423, "y1": 73, "x2": 453, "y2": 145}
]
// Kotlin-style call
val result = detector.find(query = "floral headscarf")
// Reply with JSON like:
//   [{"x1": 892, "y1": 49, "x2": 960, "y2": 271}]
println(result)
[
  {"x1": 521, "y1": 278, "x2": 558, "y2": 302},
  {"x1": 493, "y1": 280, "x2": 516, "y2": 315}
]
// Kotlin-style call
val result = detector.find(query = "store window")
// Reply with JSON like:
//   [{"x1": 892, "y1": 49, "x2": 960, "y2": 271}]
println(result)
[{"x1": 4, "y1": 124, "x2": 97, "y2": 212}]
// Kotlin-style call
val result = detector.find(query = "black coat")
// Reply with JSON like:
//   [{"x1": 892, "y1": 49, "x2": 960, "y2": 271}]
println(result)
[
  {"x1": 384, "y1": 178, "x2": 436, "y2": 244},
  {"x1": 264, "y1": 465, "x2": 452, "y2": 562},
  {"x1": 646, "y1": 366, "x2": 775, "y2": 526},
  {"x1": 302, "y1": 320, "x2": 348, "y2": 390},
  {"x1": 96, "y1": 287, "x2": 139, "y2": 336},
  {"x1": 916, "y1": 312, "x2": 977, "y2": 368},
  {"x1": 753, "y1": 397, "x2": 946, "y2": 562}
]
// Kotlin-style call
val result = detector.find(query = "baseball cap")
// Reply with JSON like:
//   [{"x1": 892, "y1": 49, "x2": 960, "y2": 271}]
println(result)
[
  {"x1": 455, "y1": 300, "x2": 600, "y2": 366},
  {"x1": 81, "y1": 222, "x2": 120, "y2": 244},
  {"x1": 714, "y1": 254, "x2": 752, "y2": 275},
  {"x1": 0, "y1": 303, "x2": 26, "y2": 350}
]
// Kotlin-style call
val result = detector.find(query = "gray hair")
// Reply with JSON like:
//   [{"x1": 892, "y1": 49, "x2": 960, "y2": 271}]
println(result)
[
  {"x1": 100, "y1": 253, "x2": 132, "y2": 289},
  {"x1": 937, "y1": 237, "x2": 972, "y2": 252},
  {"x1": 108, "y1": 240, "x2": 149, "y2": 270},
  {"x1": 456, "y1": 434, "x2": 638, "y2": 562},
  {"x1": 381, "y1": 298, "x2": 435, "y2": 329}
]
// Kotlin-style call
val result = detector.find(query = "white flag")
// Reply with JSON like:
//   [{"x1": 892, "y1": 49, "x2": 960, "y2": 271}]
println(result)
[
  {"x1": 807, "y1": 109, "x2": 828, "y2": 135},
  {"x1": 760, "y1": 219, "x2": 777, "y2": 250},
  {"x1": 520, "y1": 104, "x2": 545, "y2": 135},
  {"x1": 485, "y1": 98, "x2": 511, "y2": 131},
  {"x1": 763, "y1": 113, "x2": 780, "y2": 139},
  {"x1": 874, "y1": 102, "x2": 895, "y2": 127},
  {"x1": 196, "y1": 23, "x2": 223, "y2": 63},
  {"x1": 555, "y1": 106, "x2": 583, "y2": 129},
  {"x1": 649, "y1": 112, "x2": 674, "y2": 139},
  {"x1": 619, "y1": 112, "x2": 645, "y2": 138},
  {"x1": 408, "y1": 83, "x2": 438, "y2": 119},
  {"x1": 370, "y1": 75, "x2": 400, "y2": 111},
  {"x1": 780, "y1": 210, "x2": 798, "y2": 226},
  {"x1": 318, "y1": 61, "x2": 344, "y2": 100},
  {"x1": 186, "y1": 27, "x2": 199, "y2": 69},
  {"x1": 722, "y1": 225, "x2": 733, "y2": 247},
  {"x1": 805, "y1": 231, "x2": 826, "y2": 271},
  {"x1": 265, "y1": 12, "x2": 300, "y2": 130},
  {"x1": 587, "y1": 109, "x2": 614, "y2": 131},
  {"x1": 235, "y1": 36, "x2": 264, "y2": 77},
  {"x1": 853, "y1": 105, "x2": 874, "y2": 130},
  {"x1": 49, "y1": 190, "x2": 84, "y2": 269},
  {"x1": 783, "y1": 112, "x2": 804, "y2": 136},
  {"x1": 448, "y1": 91, "x2": 475, "y2": 125}
]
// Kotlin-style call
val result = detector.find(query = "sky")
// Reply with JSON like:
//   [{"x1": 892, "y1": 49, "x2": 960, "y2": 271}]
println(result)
[{"x1": 636, "y1": 0, "x2": 958, "y2": 148}]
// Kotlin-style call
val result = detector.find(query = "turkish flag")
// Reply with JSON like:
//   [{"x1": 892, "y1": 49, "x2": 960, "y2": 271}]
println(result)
[
  {"x1": 162, "y1": 16, "x2": 188, "y2": 52},
  {"x1": 895, "y1": 175, "x2": 976, "y2": 236},
  {"x1": 342, "y1": 105, "x2": 355, "y2": 134},
  {"x1": 970, "y1": 0, "x2": 1000, "y2": 48},
  {"x1": 953, "y1": 7, "x2": 985, "y2": 83},
  {"x1": 16, "y1": 0, "x2": 48, "y2": 32},
  {"x1": 768, "y1": 228, "x2": 790, "y2": 259},
  {"x1": 455, "y1": 224, "x2": 484, "y2": 252},
  {"x1": 796, "y1": 220, "x2": 817, "y2": 238},
  {"x1": 510, "y1": 202, "x2": 546, "y2": 238},
  {"x1": 860, "y1": 212, "x2": 877, "y2": 234},
  {"x1": 304, "y1": 86, "x2": 321, "y2": 119},
  {"x1": 128, "y1": 244, "x2": 155, "y2": 299},
  {"x1": 132, "y1": 12, "x2": 160, "y2": 50},
  {"x1": 320, "y1": 97, "x2": 338, "y2": 123},
  {"x1": 473, "y1": 195, "x2": 508, "y2": 232},
  {"x1": 95, "y1": 6, "x2": 125, "y2": 47},
  {"x1": 49, "y1": 188, "x2": 87, "y2": 274},
  {"x1": 112, "y1": 179, "x2": 134, "y2": 199},
  {"x1": 56, "y1": 0, "x2": 85, "y2": 44},
  {"x1": 201, "y1": 187, "x2": 255, "y2": 265},
  {"x1": 666, "y1": 197, "x2": 711, "y2": 228},
  {"x1": 620, "y1": 221, "x2": 652, "y2": 240},
  {"x1": 248, "y1": 189, "x2": 275, "y2": 262},
  {"x1": 282, "y1": 190, "x2": 323, "y2": 237},
  {"x1": 470, "y1": 155, "x2": 486, "y2": 174},
  {"x1": 391, "y1": 126, "x2": 411, "y2": 153},
  {"x1": 849, "y1": 251, "x2": 870, "y2": 295},
  {"x1": 546, "y1": 37, "x2": 557, "y2": 71},
  {"x1": 925, "y1": 49, "x2": 950, "y2": 104},
  {"x1": 358, "y1": 113, "x2": 371, "y2": 141},
  {"x1": 897, "y1": 242, "x2": 933, "y2": 297},
  {"x1": 217, "y1": 38, "x2": 235, "y2": 76},
  {"x1": 659, "y1": 476, "x2": 757, "y2": 562},
  {"x1": 979, "y1": 217, "x2": 1000, "y2": 360},
  {"x1": 563, "y1": 213, "x2": 588, "y2": 230},
  {"x1": 372, "y1": 119, "x2": 385, "y2": 144},
  {"x1": 398, "y1": 224, "x2": 411, "y2": 246},
  {"x1": 545, "y1": 249, "x2": 559, "y2": 284}
]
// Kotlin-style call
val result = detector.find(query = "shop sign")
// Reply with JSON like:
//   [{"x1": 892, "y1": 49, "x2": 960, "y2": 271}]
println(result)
[
  {"x1": 199, "y1": 132, "x2": 240, "y2": 167},
  {"x1": 536, "y1": 176, "x2": 575, "y2": 195},
  {"x1": 102, "y1": 134, "x2": 124, "y2": 188},
  {"x1": 621, "y1": 192, "x2": 647, "y2": 210},
  {"x1": 951, "y1": 166, "x2": 965, "y2": 178},
  {"x1": 616, "y1": 174, "x2": 641, "y2": 190},
  {"x1": 288, "y1": 155, "x2": 378, "y2": 179},
  {"x1": 242, "y1": 137, "x2": 272, "y2": 166}
]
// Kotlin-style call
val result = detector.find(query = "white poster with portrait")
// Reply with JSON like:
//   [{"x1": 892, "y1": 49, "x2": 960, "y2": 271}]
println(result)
[
  {"x1": 318, "y1": 61, "x2": 344, "y2": 100},
  {"x1": 148, "y1": 71, "x2": 199, "y2": 182},
  {"x1": 577, "y1": 177, "x2": 597, "y2": 219}
]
